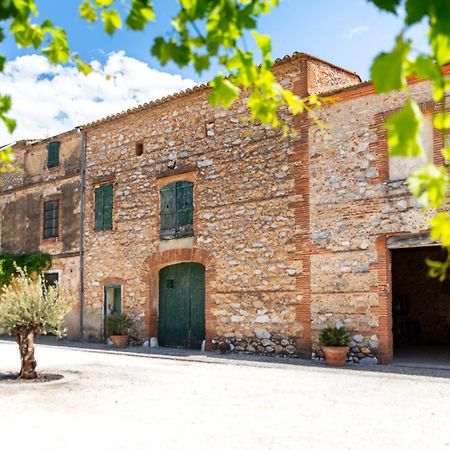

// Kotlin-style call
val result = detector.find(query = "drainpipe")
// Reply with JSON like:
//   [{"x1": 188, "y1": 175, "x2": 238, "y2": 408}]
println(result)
[{"x1": 76, "y1": 126, "x2": 86, "y2": 340}]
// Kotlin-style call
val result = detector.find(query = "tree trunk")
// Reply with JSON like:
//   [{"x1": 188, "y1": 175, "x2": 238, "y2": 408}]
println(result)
[{"x1": 16, "y1": 329, "x2": 37, "y2": 379}]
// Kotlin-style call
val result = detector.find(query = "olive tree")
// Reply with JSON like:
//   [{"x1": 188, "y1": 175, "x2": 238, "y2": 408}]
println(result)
[{"x1": 0, "y1": 267, "x2": 71, "y2": 379}]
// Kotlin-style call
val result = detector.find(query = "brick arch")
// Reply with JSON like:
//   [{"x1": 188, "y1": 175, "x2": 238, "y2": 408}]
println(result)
[{"x1": 141, "y1": 247, "x2": 216, "y2": 350}]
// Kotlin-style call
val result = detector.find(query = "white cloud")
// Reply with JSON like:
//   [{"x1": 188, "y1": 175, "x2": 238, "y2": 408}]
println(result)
[
  {"x1": 0, "y1": 51, "x2": 196, "y2": 145},
  {"x1": 343, "y1": 25, "x2": 369, "y2": 39}
]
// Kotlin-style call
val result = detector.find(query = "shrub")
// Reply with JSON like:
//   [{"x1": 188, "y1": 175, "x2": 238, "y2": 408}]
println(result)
[
  {"x1": 106, "y1": 314, "x2": 133, "y2": 336},
  {"x1": 0, "y1": 266, "x2": 71, "y2": 379},
  {"x1": 319, "y1": 326, "x2": 350, "y2": 347},
  {"x1": 0, "y1": 252, "x2": 51, "y2": 287}
]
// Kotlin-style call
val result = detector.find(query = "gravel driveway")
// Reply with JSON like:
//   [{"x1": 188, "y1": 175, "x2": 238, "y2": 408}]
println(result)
[{"x1": 0, "y1": 340, "x2": 449, "y2": 450}]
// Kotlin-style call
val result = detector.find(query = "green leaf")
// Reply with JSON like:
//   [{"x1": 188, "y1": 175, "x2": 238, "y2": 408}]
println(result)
[
  {"x1": 73, "y1": 55, "x2": 92, "y2": 75},
  {"x1": 208, "y1": 75, "x2": 240, "y2": 108},
  {"x1": 253, "y1": 31, "x2": 271, "y2": 63},
  {"x1": 429, "y1": 212, "x2": 450, "y2": 247},
  {"x1": 433, "y1": 112, "x2": 450, "y2": 130},
  {"x1": 442, "y1": 146, "x2": 450, "y2": 162},
  {"x1": 0, "y1": 55, "x2": 5, "y2": 72},
  {"x1": 411, "y1": 54, "x2": 441, "y2": 80},
  {"x1": 405, "y1": 0, "x2": 428, "y2": 25},
  {"x1": 408, "y1": 163, "x2": 448, "y2": 209},
  {"x1": 126, "y1": 0, "x2": 155, "y2": 30},
  {"x1": 385, "y1": 98, "x2": 423, "y2": 157},
  {"x1": 426, "y1": 257, "x2": 450, "y2": 282},
  {"x1": 367, "y1": 0, "x2": 400, "y2": 13},
  {"x1": 371, "y1": 35, "x2": 411, "y2": 93},
  {"x1": 42, "y1": 27, "x2": 69, "y2": 64},
  {"x1": 151, "y1": 38, "x2": 190, "y2": 67},
  {"x1": 0, "y1": 146, "x2": 17, "y2": 174},
  {"x1": 79, "y1": 1, "x2": 97, "y2": 22},
  {"x1": 102, "y1": 9, "x2": 122, "y2": 35},
  {"x1": 95, "y1": 0, "x2": 114, "y2": 6},
  {"x1": 2, "y1": 116, "x2": 16, "y2": 133},
  {"x1": 432, "y1": 77, "x2": 450, "y2": 101},
  {"x1": 193, "y1": 54, "x2": 210, "y2": 73},
  {"x1": 0, "y1": 94, "x2": 12, "y2": 114}
]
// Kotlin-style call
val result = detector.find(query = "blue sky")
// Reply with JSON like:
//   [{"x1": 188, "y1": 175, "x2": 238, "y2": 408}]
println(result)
[
  {"x1": 3, "y1": 0, "x2": 428, "y2": 80},
  {"x1": 0, "y1": 0, "x2": 428, "y2": 144}
]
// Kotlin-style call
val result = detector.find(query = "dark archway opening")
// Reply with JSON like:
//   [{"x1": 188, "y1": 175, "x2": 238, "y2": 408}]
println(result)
[{"x1": 392, "y1": 246, "x2": 450, "y2": 365}]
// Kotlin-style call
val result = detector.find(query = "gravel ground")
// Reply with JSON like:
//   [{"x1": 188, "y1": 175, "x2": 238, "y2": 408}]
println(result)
[{"x1": 1, "y1": 340, "x2": 450, "y2": 450}]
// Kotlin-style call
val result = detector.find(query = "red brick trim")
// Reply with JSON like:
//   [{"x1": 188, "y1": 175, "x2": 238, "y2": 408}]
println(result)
[
  {"x1": 292, "y1": 68, "x2": 313, "y2": 358},
  {"x1": 324, "y1": 64, "x2": 450, "y2": 102},
  {"x1": 141, "y1": 247, "x2": 216, "y2": 349},
  {"x1": 375, "y1": 236, "x2": 393, "y2": 364},
  {"x1": 371, "y1": 100, "x2": 442, "y2": 185}
]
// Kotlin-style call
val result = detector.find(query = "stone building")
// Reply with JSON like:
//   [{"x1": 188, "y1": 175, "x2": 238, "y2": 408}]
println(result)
[
  {"x1": 1, "y1": 52, "x2": 449, "y2": 364},
  {"x1": 0, "y1": 131, "x2": 82, "y2": 338}
]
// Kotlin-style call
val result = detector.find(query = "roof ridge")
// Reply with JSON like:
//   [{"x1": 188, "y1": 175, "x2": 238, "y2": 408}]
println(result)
[{"x1": 80, "y1": 51, "x2": 360, "y2": 129}]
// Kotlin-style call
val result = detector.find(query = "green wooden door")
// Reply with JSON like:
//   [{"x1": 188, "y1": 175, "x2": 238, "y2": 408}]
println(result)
[{"x1": 159, "y1": 263, "x2": 205, "y2": 349}]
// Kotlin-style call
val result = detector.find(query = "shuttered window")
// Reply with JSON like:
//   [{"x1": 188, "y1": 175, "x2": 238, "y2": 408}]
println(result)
[
  {"x1": 43, "y1": 200, "x2": 59, "y2": 239},
  {"x1": 94, "y1": 184, "x2": 113, "y2": 231},
  {"x1": 47, "y1": 141, "x2": 60, "y2": 168},
  {"x1": 160, "y1": 181, "x2": 193, "y2": 239}
]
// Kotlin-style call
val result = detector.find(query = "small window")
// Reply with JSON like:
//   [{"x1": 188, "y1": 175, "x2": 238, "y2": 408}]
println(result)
[
  {"x1": 135, "y1": 142, "x2": 144, "y2": 156},
  {"x1": 160, "y1": 181, "x2": 193, "y2": 239},
  {"x1": 94, "y1": 184, "x2": 113, "y2": 231},
  {"x1": 44, "y1": 272, "x2": 59, "y2": 288},
  {"x1": 47, "y1": 141, "x2": 60, "y2": 168},
  {"x1": 43, "y1": 200, "x2": 59, "y2": 239}
]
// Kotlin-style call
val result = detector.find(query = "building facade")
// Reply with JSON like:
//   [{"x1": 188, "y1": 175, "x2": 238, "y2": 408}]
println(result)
[
  {"x1": 2, "y1": 52, "x2": 449, "y2": 364},
  {"x1": 0, "y1": 131, "x2": 82, "y2": 339}
]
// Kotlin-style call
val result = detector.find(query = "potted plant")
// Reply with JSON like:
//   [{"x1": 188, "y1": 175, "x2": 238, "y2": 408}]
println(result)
[
  {"x1": 106, "y1": 314, "x2": 134, "y2": 348},
  {"x1": 319, "y1": 326, "x2": 350, "y2": 366}
]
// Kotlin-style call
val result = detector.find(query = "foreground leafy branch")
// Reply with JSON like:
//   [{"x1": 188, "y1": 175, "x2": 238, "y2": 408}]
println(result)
[{"x1": 368, "y1": 0, "x2": 450, "y2": 279}]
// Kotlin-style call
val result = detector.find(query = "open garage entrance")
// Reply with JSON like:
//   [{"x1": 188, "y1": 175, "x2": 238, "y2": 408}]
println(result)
[{"x1": 391, "y1": 246, "x2": 450, "y2": 366}]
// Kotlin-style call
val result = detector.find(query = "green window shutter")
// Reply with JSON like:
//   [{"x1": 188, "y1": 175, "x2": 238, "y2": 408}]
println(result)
[
  {"x1": 43, "y1": 200, "x2": 59, "y2": 239},
  {"x1": 94, "y1": 186, "x2": 104, "y2": 231},
  {"x1": 94, "y1": 184, "x2": 113, "y2": 231},
  {"x1": 176, "y1": 181, "x2": 193, "y2": 227},
  {"x1": 113, "y1": 287, "x2": 121, "y2": 314},
  {"x1": 47, "y1": 142, "x2": 60, "y2": 168},
  {"x1": 160, "y1": 184, "x2": 176, "y2": 232},
  {"x1": 103, "y1": 184, "x2": 113, "y2": 230}
]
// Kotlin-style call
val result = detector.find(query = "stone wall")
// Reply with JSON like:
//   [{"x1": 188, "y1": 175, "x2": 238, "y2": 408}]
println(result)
[
  {"x1": 309, "y1": 80, "x2": 446, "y2": 363},
  {"x1": 1, "y1": 51, "x2": 443, "y2": 363},
  {"x1": 81, "y1": 54, "x2": 359, "y2": 353}
]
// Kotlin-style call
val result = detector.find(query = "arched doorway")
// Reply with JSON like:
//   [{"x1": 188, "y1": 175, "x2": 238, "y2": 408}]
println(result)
[{"x1": 158, "y1": 262, "x2": 205, "y2": 349}]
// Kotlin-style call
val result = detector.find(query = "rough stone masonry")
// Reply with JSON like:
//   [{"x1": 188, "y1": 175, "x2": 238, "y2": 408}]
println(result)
[{"x1": 1, "y1": 51, "x2": 447, "y2": 363}]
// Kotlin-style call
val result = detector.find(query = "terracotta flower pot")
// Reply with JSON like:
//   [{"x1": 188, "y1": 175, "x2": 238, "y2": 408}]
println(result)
[
  {"x1": 322, "y1": 346, "x2": 349, "y2": 366},
  {"x1": 110, "y1": 335, "x2": 128, "y2": 348}
]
